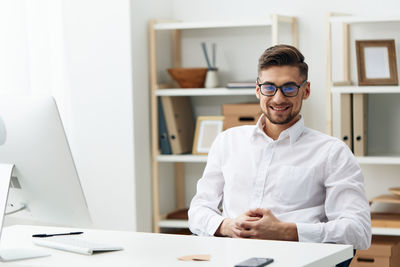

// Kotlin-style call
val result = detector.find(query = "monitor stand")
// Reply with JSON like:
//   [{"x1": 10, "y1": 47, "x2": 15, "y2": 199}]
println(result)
[
  {"x1": 0, "y1": 164, "x2": 50, "y2": 262},
  {"x1": 5, "y1": 203, "x2": 25, "y2": 215}
]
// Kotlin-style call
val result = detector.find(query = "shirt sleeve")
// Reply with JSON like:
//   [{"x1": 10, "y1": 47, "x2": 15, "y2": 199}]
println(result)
[
  {"x1": 296, "y1": 141, "x2": 372, "y2": 250},
  {"x1": 188, "y1": 133, "x2": 226, "y2": 236}
]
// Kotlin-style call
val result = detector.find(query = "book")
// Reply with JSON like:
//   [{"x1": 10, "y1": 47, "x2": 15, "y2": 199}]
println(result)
[
  {"x1": 353, "y1": 94, "x2": 368, "y2": 156},
  {"x1": 340, "y1": 94, "x2": 353, "y2": 151},
  {"x1": 157, "y1": 97, "x2": 172, "y2": 154}
]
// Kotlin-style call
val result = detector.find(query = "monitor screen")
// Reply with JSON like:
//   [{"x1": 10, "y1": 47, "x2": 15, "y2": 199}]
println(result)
[{"x1": 0, "y1": 96, "x2": 92, "y2": 227}]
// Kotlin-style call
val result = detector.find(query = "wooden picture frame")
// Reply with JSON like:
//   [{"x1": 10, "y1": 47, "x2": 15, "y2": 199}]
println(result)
[
  {"x1": 192, "y1": 116, "x2": 224, "y2": 155},
  {"x1": 356, "y1": 40, "x2": 398, "y2": 86}
]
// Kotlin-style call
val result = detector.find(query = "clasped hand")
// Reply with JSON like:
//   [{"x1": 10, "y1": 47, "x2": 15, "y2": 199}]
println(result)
[{"x1": 217, "y1": 208, "x2": 298, "y2": 241}]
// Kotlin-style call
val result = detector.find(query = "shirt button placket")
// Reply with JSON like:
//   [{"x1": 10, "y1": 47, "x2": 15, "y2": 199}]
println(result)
[{"x1": 250, "y1": 143, "x2": 275, "y2": 208}]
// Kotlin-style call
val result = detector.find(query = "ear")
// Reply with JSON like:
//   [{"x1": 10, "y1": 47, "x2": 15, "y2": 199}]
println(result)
[
  {"x1": 302, "y1": 82, "x2": 310, "y2": 100},
  {"x1": 256, "y1": 84, "x2": 261, "y2": 100}
]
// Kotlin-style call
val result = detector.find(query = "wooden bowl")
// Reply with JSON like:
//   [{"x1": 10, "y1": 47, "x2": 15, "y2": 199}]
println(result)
[
  {"x1": 389, "y1": 187, "x2": 400, "y2": 196},
  {"x1": 167, "y1": 68, "x2": 208, "y2": 88}
]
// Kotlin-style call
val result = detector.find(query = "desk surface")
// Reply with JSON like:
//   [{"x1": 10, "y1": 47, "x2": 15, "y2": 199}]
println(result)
[{"x1": 0, "y1": 225, "x2": 352, "y2": 267}]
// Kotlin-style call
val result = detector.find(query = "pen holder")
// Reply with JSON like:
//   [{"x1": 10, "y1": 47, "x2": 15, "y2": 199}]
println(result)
[{"x1": 205, "y1": 69, "x2": 219, "y2": 88}]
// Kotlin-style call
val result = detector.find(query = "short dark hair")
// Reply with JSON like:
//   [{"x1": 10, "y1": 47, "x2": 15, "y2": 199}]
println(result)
[{"x1": 258, "y1": 44, "x2": 308, "y2": 80}]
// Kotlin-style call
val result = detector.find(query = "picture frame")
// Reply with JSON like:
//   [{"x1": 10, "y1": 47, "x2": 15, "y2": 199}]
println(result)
[
  {"x1": 192, "y1": 116, "x2": 224, "y2": 155},
  {"x1": 356, "y1": 39, "x2": 398, "y2": 86}
]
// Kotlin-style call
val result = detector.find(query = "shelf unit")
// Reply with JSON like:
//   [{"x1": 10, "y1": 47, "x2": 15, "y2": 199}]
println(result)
[
  {"x1": 327, "y1": 14, "x2": 400, "y2": 236},
  {"x1": 156, "y1": 155, "x2": 400, "y2": 229},
  {"x1": 149, "y1": 15, "x2": 298, "y2": 233},
  {"x1": 157, "y1": 154, "x2": 208, "y2": 163},
  {"x1": 155, "y1": 88, "x2": 255, "y2": 96},
  {"x1": 372, "y1": 227, "x2": 400, "y2": 236},
  {"x1": 158, "y1": 219, "x2": 189, "y2": 229},
  {"x1": 357, "y1": 156, "x2": 400, "y2": 165},
  {"x1": 329, "y1": 15, "x2": 400, "y2": 24},
  {"x1": 326, "y1": 14, "x2": 400, "y2": 132},
  {"x1": 331, "y1": 85, "x2": 400, "y2": 94}
]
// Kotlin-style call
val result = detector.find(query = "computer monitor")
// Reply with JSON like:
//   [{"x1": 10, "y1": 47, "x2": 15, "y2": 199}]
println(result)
[{"x1": 0, "y1": 96, "x2": 92, "y2": 228}]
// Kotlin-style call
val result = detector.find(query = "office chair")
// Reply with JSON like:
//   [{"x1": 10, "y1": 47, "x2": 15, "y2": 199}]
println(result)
[{"x1": 336, "y1": 250, "x2": 356, "y2": 267}]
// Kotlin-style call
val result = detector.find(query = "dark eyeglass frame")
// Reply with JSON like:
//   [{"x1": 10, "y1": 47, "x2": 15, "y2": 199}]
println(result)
[{"x1": 257, "y1": 77, "x2": 308, "y2": 97}]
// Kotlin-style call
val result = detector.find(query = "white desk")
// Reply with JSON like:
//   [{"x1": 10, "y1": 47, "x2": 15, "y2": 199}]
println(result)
[{"x1": 0, "y1": 225, "x2": 352, "y2": 267}]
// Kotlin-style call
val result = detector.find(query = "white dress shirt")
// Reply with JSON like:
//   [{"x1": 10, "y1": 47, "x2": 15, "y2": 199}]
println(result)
[{"x1": 188, "y1": 115, "x2": 371, "y2": 250}]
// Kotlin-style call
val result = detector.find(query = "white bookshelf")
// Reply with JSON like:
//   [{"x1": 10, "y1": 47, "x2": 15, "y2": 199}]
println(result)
[
  {"x1": 357, "y1": 156, "x2": 400, "y2": 165},
  {"x1": 330, "y1": 15, "x2": 400, "y2": 24},
  {"x1": 157, "y1": 154, "x2": 207, "y2": 163},
  {"x1": 153, "y1": 20, "x2": 273, "y2": 30},
  {"x1": 155, "y1": 88, "x2": 255, "y2": 96},
  {"x1": 160, "y1": 221, "x2": 400, "y2": 234},
  {"x1": 149, "y1": 15, "x2": 298, "y2": 233},
  {"x1": 372, "y1": 227, "x2": 400, "y2": 236},
  {"x1": 158, "y1": 219, "x2": 189, "y2": 229},
  {"x1": 157, "y1": 224, "x2": 400, "y2": 235},
  {"x1": 153, "y1": 16, "x2": 298, "y2": 31},
  {"x1": 328, "y1": 14, "x2": 400, "y2": 237},
  {"x1": 331, "y1": 86, "x2": 400, "y2": 94}
]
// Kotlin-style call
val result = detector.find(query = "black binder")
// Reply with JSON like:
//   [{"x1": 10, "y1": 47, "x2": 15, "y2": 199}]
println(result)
[{"x1": 158, "y1": 97, "x2": 172, "y2": 154}]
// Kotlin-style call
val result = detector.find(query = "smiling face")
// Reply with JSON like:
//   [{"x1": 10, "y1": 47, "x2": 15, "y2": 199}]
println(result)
[{"x1": 256, "y1": 65, "x2": 310, "y2": 127}]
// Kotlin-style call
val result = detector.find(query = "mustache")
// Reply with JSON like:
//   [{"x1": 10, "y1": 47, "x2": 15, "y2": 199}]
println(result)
[{"x1": 269, "y1": 102, "x2": 292, "y2": 106}]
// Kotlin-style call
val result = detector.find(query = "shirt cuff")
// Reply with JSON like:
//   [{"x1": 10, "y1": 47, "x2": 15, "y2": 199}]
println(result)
[
  {"x1": 207, "y1": 214, "x2": 225, "y2": 236},
  {"x1": 296, "y1": 222, "x2": 323, "y2": 243}
]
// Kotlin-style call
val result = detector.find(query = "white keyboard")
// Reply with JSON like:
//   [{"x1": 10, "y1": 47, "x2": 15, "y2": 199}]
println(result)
[{"x1": 33, "y1": 236, "x2": 123, "y2": 255}]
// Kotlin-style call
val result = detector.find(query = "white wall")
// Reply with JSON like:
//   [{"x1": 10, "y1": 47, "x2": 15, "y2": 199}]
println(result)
[
  {"x1": 0, "y1": 0, "x2": 138, "y2": 230},
  {"x1": 0, "y1": 0, "x2": 173, "y2": 232},
  {"x1": 62, "y1": 0, "x2": 136, "y2": 230},
  {"x1": 0, "y1": 0, "x2": 31, "y2": 95},
  {"x1": 129, "y1": 0, "x2": 173, "y2": 232}
]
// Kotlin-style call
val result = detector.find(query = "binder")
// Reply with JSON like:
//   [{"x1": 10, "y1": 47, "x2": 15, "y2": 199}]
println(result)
[
  {"x1": 340, "y1": 94, "x2": 353, "y2": 151},
  {"x1": 161, "y1": 96, "x2": 194, "y2": 154},
  {"x1": 157, "y1": 97, "x2": 172, "y2": 154},
  {"x1": 353, "y1": 94, "x2": 368, "y2": 156}
]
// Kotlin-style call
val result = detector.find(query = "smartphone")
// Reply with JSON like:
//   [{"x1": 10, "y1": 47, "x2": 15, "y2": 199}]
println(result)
[{"x1": 234, "y1": 257, "x2": 274, "y2": 267}]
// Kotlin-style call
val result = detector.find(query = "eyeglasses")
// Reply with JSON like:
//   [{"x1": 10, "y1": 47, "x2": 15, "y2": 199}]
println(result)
[{"x1": 257, "y1": 78, "x2": 307, "y2": 97}]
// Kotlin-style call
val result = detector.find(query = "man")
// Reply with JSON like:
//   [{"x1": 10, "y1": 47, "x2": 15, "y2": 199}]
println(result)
[{"x1": 188, "y1": 44, "x2": 371, "y2": 250}]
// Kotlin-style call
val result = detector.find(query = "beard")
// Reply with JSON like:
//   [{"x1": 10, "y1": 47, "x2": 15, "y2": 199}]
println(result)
[
  {"x1": 264, "y1": 101, "x2": 302, "y2": 125},
  {"x1": 265, "y1": 109, "x2": 299, "y2": 125}
]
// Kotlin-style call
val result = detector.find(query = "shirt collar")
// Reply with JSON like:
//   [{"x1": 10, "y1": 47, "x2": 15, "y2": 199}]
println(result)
[{"x1": 253, "y1": 114, "x2": 305, "y2": 144}]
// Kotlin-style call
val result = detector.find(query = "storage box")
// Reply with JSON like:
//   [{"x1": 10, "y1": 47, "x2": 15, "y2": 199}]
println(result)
[
  {"x1": 350, "y1": 236, "x2": 400, "y2": 267},
  {"x1": 222, "y1": 103, "x2": 262, "y2": 130}
]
